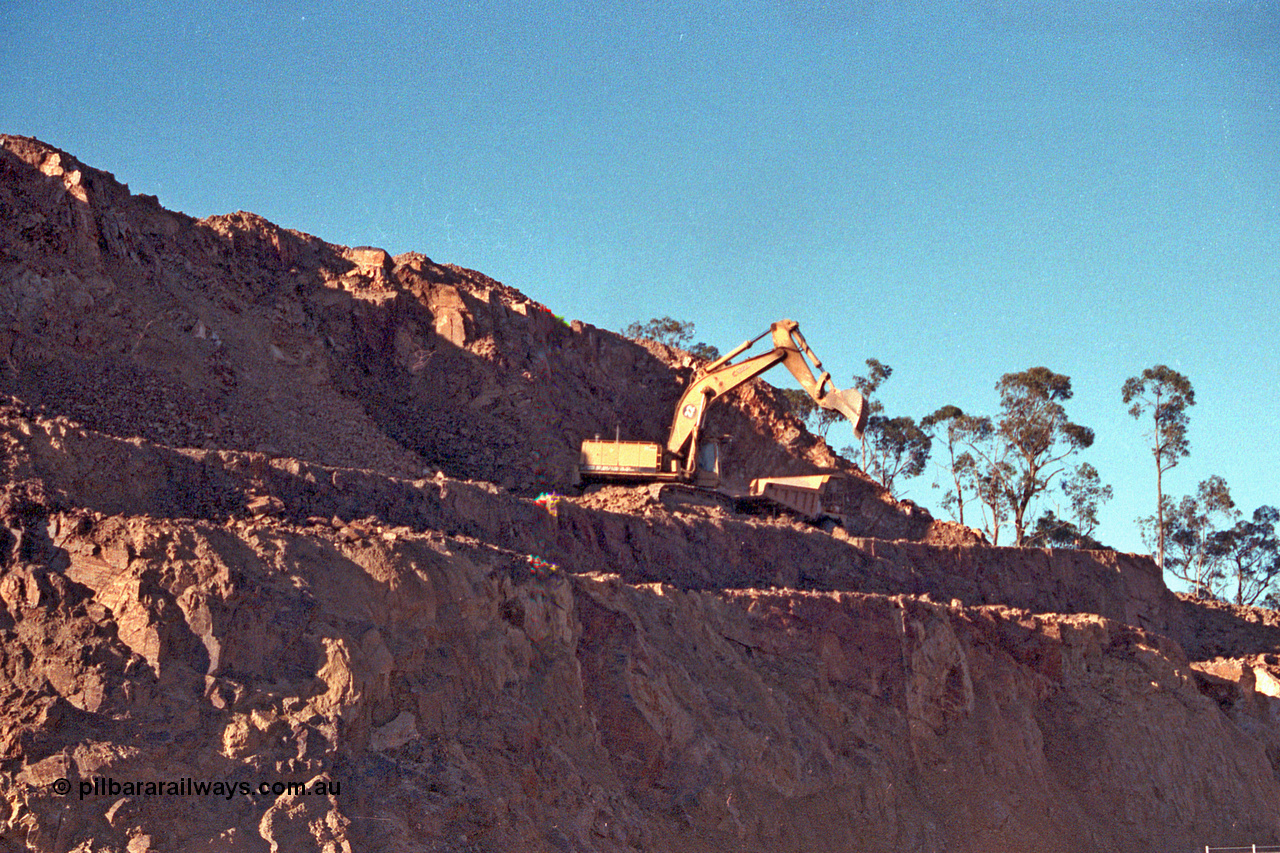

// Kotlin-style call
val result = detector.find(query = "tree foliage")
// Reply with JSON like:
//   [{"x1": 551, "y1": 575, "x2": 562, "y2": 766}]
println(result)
[
  {"x1": 992, "y1": 367, "x2": 1095, "y2": 545},
  {"x1": 919, "y1": 409, "x2": 1011, "y2": 543},
  {"x1": 1025, "y1": 511, "x2": 1094, "y2": 549},
  {"x1": 864, "y1": 415, "x2": 932, "y2": 497},
  {"x1": 922, "y1": 405, "x2": 981, "y2": 528},
  {"x1": 1122, "y1": 365, "x2": 1195, "y2": 571},
  {"x1": 781, "y1": 388, "x2": 817, "y2": 423},
  {"x1": 1060, "y1": 462, "x2": 1113, "y2": 542},
  {"x1": 688, "y1": 341, "x2": 722, "y2": 361},
  {"x1": 961, "y1": 416, "x2": 1014, "y2": 545},
  {"x1": 1207, "y1": 505, "x2": 1279, "y2": 606},
  {"x1": 812, "y1": 408, "x2": 844, "y2": 438},
  {"x1": 623, "y1": 316, "x2": 695, "y2": 348},
  {"x1": 1142, "y1": 476, "x2": 1238, "y2": 598},
  {"x1": 935, "y1": 369, "x2": 1094, "y2": 545},
  {"x1": 1026, "y1": 463, "x2": 1113, "y2": 549},
  {"x1": 781, "y1": 389, "x2": 846, "y2": 439},
  {"x1": 852, "y1": 358, "x2": 892, "y2": 405},
  {"x1": 850, "y1": 358, "x2": 892, "y2": 469},
  {"x1": 623, "y1": 317, "x2": 720, "y2": 360}
]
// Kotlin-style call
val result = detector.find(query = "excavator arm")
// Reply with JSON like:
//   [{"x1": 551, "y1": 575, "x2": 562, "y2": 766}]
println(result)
[{"x1": 665, "y1": 319, "x2": 868, "y2": 472}]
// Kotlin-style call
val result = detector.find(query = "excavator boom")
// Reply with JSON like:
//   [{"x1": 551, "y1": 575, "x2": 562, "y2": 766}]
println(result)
[
  {"x1": 665, "y1": 319, "x2": 866, "y2": 472},
  {"x1": 771, "y1": 320, "x2": 869, "y2": 435},
  {"x1": 578, "y1": 318, "x2": 865, "y2": 488}
]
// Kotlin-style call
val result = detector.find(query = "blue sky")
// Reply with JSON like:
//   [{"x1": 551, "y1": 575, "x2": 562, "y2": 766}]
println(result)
[{"x1": 3, "y1": 0, "x2": 1277, "y2": 564}]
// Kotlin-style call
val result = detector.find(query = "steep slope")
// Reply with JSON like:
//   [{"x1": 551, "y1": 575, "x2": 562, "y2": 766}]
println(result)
[
  {"x1": 2, "y1": 135, "x2": 1280, "y2": 853},
  {"x1": 0, "y1": 135, "x2": 881, "y2": 501}
]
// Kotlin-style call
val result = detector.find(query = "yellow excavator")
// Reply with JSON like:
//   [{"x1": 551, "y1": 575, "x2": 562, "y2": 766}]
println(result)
[{"x1": 577, "y1": 319, "x2": 868, "y2": 490}]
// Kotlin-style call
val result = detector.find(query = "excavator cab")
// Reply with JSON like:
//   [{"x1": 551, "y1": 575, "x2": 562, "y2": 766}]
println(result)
[{"x1": 693, "y1": 440, "x2": 721, "y2": 488}]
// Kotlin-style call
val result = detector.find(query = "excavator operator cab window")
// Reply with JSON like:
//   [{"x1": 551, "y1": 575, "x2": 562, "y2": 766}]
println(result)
[{"x1": 696, "y1": 438, "x2": 727, "y2": 484}]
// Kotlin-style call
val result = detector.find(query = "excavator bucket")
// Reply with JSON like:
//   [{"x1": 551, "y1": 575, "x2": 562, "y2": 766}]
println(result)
[{"x1": 819, "y1": 387, "x2": 868, "y2": 439}]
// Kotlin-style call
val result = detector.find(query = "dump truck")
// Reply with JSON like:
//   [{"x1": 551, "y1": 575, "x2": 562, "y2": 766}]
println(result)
[
  {"x1": 576, "y1": 319, "x2": 867, "y2": 497},
  {"x1": 744, "y1": 473, "x2": 863, "y2": 524}
]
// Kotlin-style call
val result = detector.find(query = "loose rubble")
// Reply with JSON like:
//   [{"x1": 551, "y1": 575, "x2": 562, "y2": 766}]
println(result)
[{"x1": 2, "y1": 134, "x2": 1279, "y2": 852}]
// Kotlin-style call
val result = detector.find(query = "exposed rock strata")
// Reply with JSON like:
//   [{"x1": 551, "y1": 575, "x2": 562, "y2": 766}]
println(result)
[
  {"x1": 2, "y1": 135, "x2": 1279, "y2": 852},
  {"x1": 0, "y1": 135, "x2": 861, "y2": 498}
]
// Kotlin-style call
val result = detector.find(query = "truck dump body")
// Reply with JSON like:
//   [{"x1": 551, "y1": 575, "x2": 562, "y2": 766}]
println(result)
[{"x1": 749, "y1": 474, "x2": 860, "y2": 521}]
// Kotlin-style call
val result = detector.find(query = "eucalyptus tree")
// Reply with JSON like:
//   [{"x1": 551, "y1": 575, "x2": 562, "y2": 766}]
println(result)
[
  {"x1": 1122, "y1": 365, "x2": 1196, "y2": 571},
  {"x1": 851, "y1": 358, "x2": 892, "y2": 469},
  {"x1": 992, "y1": 367, "x2": 1095, "y2": 545},
  {"x1": 863, "y1": 415, "x2": 932, "y2": 497},
  {"x1": 1207, "y1": 506, "x2": 1279, "y2": 606},
  {"x1": 622, "y1": 317, "x2": 720, "y2": 360},
  {"x1": 946, "y1": 412, "x2": 1012, "y2": 544},
  {"x1": 1026, "y1": 463, "x2": 1113, "y2": 549},
  {"x1": 782, "y1": 388, "x2": 848, "y2": 439},
  {"x1": 781, "y1": 388, "x2": 817, "y2": 424},
  {"x1": 922, "y1": 405, "x2": 983, "y2": 528},
  {"x1": 1143, "y1": 476, "x2": 1238, "y2": 598},
  {"x1": 623, "y1": 316, "x2": 695, "y2": 348},
  {"x1": 1060, "y1": 462, "x2": 1113, "y2": 544}
]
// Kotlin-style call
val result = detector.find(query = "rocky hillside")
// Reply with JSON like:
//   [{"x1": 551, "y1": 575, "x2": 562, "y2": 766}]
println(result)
[
  {"x1": 2, "y1": 134, "x2": 1279, "y2": 853},
  {"x1": 0, "y1": 134, "x2": 879, "y2": 496}
]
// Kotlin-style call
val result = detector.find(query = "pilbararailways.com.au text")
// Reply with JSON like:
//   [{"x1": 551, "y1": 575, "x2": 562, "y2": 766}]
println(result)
[{"x1": 59, "y1": 777, "x2": 341, "y2": 800}]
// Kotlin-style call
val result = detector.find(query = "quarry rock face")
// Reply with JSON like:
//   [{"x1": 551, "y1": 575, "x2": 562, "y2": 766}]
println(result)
[{"x1": 2, "y1": 134, "x2": 1279, "y2": 852}]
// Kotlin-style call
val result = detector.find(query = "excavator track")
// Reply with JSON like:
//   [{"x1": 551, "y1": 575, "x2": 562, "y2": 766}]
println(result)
[{"x1": 647, "y1": 483, "x2": 737, "y2": 516}]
